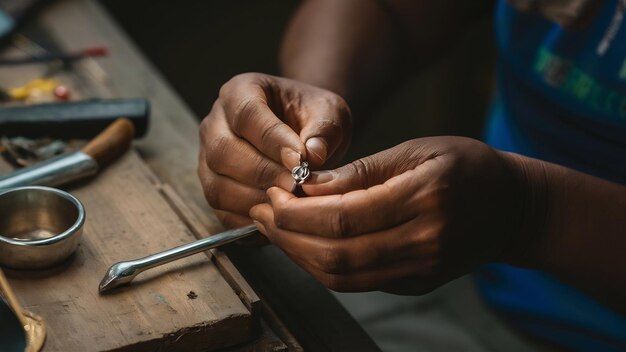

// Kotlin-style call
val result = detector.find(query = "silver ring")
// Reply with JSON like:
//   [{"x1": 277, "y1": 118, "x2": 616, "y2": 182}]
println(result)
[{"x1": 291, "y1": 161, "x2": 310, "y2": 184}]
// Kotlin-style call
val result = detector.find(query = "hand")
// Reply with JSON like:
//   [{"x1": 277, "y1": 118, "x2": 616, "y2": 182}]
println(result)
[
  {"x1": 198, "y1": 73, "x2": 352, "y2": 228},
  {"x1": 250, "y1": 137, "x2": 537, "y2": 294}
]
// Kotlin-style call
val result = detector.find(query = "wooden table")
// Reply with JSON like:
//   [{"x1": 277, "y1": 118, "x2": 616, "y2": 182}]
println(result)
[{"x1": 1, "y1": 0, "x2": 380, "y2": 350}]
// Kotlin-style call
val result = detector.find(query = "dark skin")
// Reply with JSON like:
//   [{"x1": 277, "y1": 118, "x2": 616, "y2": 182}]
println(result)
[
  {"x1": 198, "y1": 73, "x2": 352, "y2": 227},
  {"x1": 198, "y1": 0, "x2": 626, "y2": 315}
]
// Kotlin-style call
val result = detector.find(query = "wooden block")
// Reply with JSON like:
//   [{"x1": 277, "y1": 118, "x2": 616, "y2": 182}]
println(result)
[{"x1": 3, "y1": 151, "x2": 254, "y2": 351}]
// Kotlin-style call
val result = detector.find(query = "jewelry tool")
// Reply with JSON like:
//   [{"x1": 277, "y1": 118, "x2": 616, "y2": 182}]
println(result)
[{"x1": 98, "y1": 160, "x2": 311, "y2": 293}]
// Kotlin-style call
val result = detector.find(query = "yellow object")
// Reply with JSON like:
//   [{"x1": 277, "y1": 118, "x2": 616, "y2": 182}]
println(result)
[
  {"x1": 0, "y1": 269, "x2": 47, "y2": 352},
  {"x1": 23, "y1": 311, "x2": 47, "y2": 352},
  {"x1": 9, "y1": 79, "x2": 59, "y2": 100}
]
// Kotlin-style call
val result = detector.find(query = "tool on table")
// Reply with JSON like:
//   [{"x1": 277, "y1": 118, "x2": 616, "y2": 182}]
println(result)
[
  {"x1": 0, "y1": 118, "x2": 135, "y2": 189},
  {"x1": 1, "y1": 78, "x2": 70, "y2": 102},
  {"x1": 98, "y1": 224, "x2": 259, "y2": 293},
  {"x1": 98, "y1": 160, "x2": 312, "y2": 293},
  {"x1": 0, "y1": 46, "x2": 108, "y2": 65},
  {"x1": 9, "y1": 34, "x2": 86, "y2": 80},
  {"x1": 0, "y1": 186, "x2": 85, "y2": 269},
  {"x1": 0, "y1": 98, "x2": 149, "y2": 138},
  {"x1": 0, "y1": 268, "x2": 46, "y2": 352},
  {"x1": 2, "y1": 78, "x2": 59, "y2": 102},
  {"x1": 1, "y1": 137, "x2": 68, "y2": 167}
]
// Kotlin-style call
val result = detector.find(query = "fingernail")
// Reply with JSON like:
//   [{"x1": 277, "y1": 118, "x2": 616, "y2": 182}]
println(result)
[
  {"x1": 312, "y1": 171, "x2": 335, "y2": 184},
  {"x1": 281, "y1": 147, "x2": 302, "y2": 169},
  {"x1": 306, "y1": 137, "x2": 328, "y2": 163},
  {"x1": 249, "y1": 204, "x2": 261, "y2": 220},
  {"x1": 266, "y1": 186, "x2": 279, "y2": 201}
]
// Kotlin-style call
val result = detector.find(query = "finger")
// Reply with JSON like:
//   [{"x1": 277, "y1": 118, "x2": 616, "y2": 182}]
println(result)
[
  {"x1": 265, "y1": 163, "x2": 440, "y2": 237},
  {"x1": 215, "y1": 209, "x2": 252, "y2": 229},
  {"x1": 198, "y1": 141, "x2": 210, "y2": 183},
  {"x1": 198, "y1": 167, "x2": 267, "y2": 216},
  {"x1": 298, "y1": 95, "x2": 352, "y2": 168},
  {"x1": 201, "y1": 108, "x2": 294, "y2": 190},
  {"x1": 302, "y1": 141, "x2": 441, "y2": 196},
  {"x1": 266, "y1": 185, "x2": 406, "y2": 238},
  {"x1": 250, "y1": 203, "x2": 441, "y2": 274},
  {"x1": 220, "y1": 76, "x2": 304, "y2": 169}
]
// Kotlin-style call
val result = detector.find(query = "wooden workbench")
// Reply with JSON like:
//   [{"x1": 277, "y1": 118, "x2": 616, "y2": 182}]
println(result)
[{"x1": 1, "y1": 0, "x2": 380, "y2": 350}]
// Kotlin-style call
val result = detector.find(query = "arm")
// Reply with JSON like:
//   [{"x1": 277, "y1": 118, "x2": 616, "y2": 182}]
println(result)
[
  {"x1": 198, "y1": 2, "x2": 492, "y2": 227},
  {"x1": 507, "y1": 152, "x2": 626, "y2": 313},
  {"x1": 250, "y1": 137, "x2": 626, "y2": 315},
  {"x1": 280, "y1": 0, "x2": 493, "y2": 118}
]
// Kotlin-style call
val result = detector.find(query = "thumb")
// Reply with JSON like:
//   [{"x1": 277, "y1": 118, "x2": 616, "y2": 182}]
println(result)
[
  {"x1": 302, "y1": 152, "x2": 396, "y2": 197},
  {"x1": 299, "y1": 102, "x2": 352, "y2": 168},
  {"x1": 301, "y1": 139, "x2": 438, "y2": 196}
]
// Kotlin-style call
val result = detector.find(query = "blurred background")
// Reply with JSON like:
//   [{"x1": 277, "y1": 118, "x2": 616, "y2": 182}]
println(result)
[{"x1": 101, "y1": 0, "x2": 496, "y2": 162}]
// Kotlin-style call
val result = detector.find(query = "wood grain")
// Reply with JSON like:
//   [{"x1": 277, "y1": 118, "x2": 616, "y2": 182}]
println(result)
[
  {"x1": 3, "y1": 151, "x2": 253, "y2": 351},
  {"x1": 158, "y1": 184, "x2": 261, "y2": 314},
  {"x1": 0, "y1": 0, "x2": 380, "y2": 349}
]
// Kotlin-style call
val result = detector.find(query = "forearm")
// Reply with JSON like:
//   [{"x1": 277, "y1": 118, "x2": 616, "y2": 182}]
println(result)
[
  {"x1": 280, "y1": 0, "x2": 407, "y2": 110},
  {"x1": 505, "y1": 152, "x2": 626, "y2": 313},
  {"x1": 280, "y1": 0, "x2": 490, "y2": 116}
]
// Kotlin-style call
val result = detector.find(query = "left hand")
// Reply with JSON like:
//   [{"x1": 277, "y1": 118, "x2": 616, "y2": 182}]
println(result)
[
  {"x1": 197, "y1": 73, "x2": 352, "y2": 229},
  {"x1": 250, "y1": 136, "x2": 538, "y2": 294}
]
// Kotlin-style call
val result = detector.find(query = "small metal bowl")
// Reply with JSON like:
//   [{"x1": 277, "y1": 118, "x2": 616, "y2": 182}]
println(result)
[{"x1": 0, "y1": 186, "x2": 85, "y2": 269}]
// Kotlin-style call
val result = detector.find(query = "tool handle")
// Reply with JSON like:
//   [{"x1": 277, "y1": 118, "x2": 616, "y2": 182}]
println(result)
[
  {"x1": 135, "y1": 225, "x2": 258, "y2": 271},
  {"x1": 81, "y1": 118, "x2": 135, "y2": 166},
  {"x1": 99, "y1": 225, "x2": 258, "y2": 292}
]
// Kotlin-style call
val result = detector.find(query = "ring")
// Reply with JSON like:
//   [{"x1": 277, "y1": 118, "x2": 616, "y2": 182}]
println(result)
[{"x1": 291, "y1": 161, "x2": 310, "y2": 184}]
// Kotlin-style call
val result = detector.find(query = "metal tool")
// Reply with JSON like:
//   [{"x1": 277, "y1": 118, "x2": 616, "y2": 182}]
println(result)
[
  {"x1": 98, "y1": 224, "x2": 258, "y2": 293},
  {"x1": 0, "y1": 118, "x2": 135, "y2": 189},
  {"x1": 0, "y1": 98, "x2": 149, "y2": 138},
  {"x1": 0, "y1": 137, "x2": 69, "y2": 167},
  {"x1": 0, "y1": 186, "x2": 85, "y2": 269},
  {"x1": 99, "y1": 159, "x2": 311, "y2": 293}
]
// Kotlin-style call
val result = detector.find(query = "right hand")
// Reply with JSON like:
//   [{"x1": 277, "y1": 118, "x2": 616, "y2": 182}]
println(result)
[{"x1": 198, "y1": 73, "x2": 352, "y2": 228}]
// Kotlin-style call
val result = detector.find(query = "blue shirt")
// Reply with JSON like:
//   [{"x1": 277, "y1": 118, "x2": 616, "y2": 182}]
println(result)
[{"x1": 475, "y1": 1, "x2": 626, "y2": 351}]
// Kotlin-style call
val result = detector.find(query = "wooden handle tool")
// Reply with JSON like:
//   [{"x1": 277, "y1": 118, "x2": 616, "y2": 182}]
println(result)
[
  {"x1": 0, "y1": 118, "x2": 136, "y2": 189},
  {"x1": 82, "y1": 117, "x2": 135, "y2": 166}
]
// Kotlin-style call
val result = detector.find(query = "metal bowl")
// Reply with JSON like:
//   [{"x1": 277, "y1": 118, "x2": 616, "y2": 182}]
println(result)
[{"x1": 0, "y1": 186, "x2": 85, "y2": 269}]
